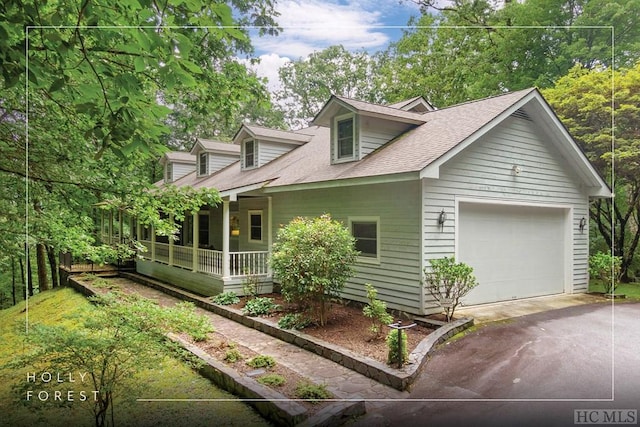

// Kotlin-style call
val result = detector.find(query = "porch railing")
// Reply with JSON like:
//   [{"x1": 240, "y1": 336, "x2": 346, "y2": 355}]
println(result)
[{"x1": 137, "y1": 240, "x2": 268, "y2": 278}]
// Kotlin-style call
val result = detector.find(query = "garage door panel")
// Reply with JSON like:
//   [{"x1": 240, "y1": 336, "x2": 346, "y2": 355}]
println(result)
[{"x1": 459, "y1": 203, "x2": 566, "y2": 306}]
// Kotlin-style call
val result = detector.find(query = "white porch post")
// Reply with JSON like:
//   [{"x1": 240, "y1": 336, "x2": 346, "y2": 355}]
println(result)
[
  {"x1": 222, "y1": 200, "x2": 230, "y2": 280},
  {"x1": 192, "y1": 212, "x2": 199, "y2": 272},
  {"x1": 168, "y1": 213, "x2": 174, "y2": 266},
  {"x1": 150, "y1": 225, "x2": 156, "y2": 262},
  {"x1": 267, "y1": 196, "x2": 273, "y2": 277},
  {"x1": 100, "y1": 210, "x2": 105, "y2": 243},
  {"x1": 129, "y1": 215, "x2": 134, "y2": 241}
]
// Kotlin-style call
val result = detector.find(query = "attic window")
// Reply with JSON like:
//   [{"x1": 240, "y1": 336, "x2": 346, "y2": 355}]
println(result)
[
  {"x1": 334, "y1": 113, "x2": 356, "y2": 162},
  {"x1": 244, "y1": 139, "x2": 256, "y2": 169},
  {"x1": 165, "y1": 163, "x2": 173, "y2": 183},
  {"x1": 198, "y1": 152, "x2": 208, "y2": 176}
]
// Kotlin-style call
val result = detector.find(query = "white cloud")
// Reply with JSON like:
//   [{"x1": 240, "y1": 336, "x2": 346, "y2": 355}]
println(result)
[
  {"x1": 252, "y1": 0, "x2": 391, "y2": 59},
  {"x1": 244, "y1": 53, "x2": 291, "y2": 93}
]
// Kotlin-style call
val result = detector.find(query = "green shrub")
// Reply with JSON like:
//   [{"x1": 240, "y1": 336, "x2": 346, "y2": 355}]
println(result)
[
  {"x1": 212, "y1": 291, "x2": 240, "y2": 305},
  {"x1": 270, "y1": 214, "x2": 358, "y2": 327},
  {"x1": 242, "y1": 274, "x2": 263, "y2": 298},
  {"x1": 224, "y1": 348, "x2": 243, "y2": 363},
  {"x1": 257, "y1": 374, "x2": 285, "y2": 387},
  {"x1": 589, "y1": 252, "x2": 622, "y2": 294},
  {"x1": 362, "y1": 283, "x2": 393, "y2": 339},
  {"x1": 247, "y1": 355, "x2": 276, "y2": 369},
  {"x1": 386, "y1": 329, "x2": 408, "y2": 366},
  {"x1": 295, "y1": 381, "x2": 332, "y2": 403},
  {"x1": 278, "y1": 313, "x2": 311, "y2": 330},
  {"x1": 423, "y1": 257, "x2": 479, "y2": 322},
  {"x1": 242, "y1": 297, "x2": 280, "y2": 316}
]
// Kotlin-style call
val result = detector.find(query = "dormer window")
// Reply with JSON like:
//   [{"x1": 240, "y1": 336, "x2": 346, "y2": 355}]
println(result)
[
  {"x1": 198, "y1": 152, "x2": 208, "y2": 176},
  {"x1": 333, "y1": 113, "x2": 357, "y2": 163},
  {"x1": 165, "y1": 163, "x2": 173, "y2": 183},
  {"x1": 244, "y1": 139, "x2": 256, "y2": 169}
]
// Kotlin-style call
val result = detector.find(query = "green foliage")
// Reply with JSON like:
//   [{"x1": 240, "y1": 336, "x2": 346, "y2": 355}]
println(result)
[
  {"x1": 224, "y1": 348, "x2": 244, "y2": 363},
  {"x1": 386, "y1": 329, "x2": 409, "y2": 367},
  {"x1": 589, "y1": 252, "x2": 622, "y2": 294},
  {"x1": 277, "y1": 313, "x2": 311, "y2": 330},
  {"x1": 242, "y1": 297, "x2": 279, "y2": 317},
  {"x1": 10, "y1": 291, "x2": 214, "y2": 427},
  {"x1": 270, "y1": 214, "x2": 358, "y2": 327},
  {"x1": 543, "y1": 63, "x2": 640, "y2": 281},
  {"x1": 242, "y1": 274, "x2": 263, "y2": 298},
  {"x1": 362, "y1": 283, "x2": 393, "y2": 339},
  {"x1": 212, "y1": 291, "x2": 241, "y2": 306},
  {"x1": 246, "y1": 355, "x2": 276, "y2": 369},
  {"x1": 257, "y1": 373, "x2": 285, "y2": 387},
  {"x1": 276, "y1": 45, "x2": 384, "y2": 127},
  {"x1": 294, "y1": 381, "x2": 332, "y2": 403},
  {"x1": 423, "y1": 257, "x2": 479, "y2": 322}
]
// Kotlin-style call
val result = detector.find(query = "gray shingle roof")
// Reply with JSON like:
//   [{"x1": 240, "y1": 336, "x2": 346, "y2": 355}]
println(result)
[
  {"x1": 162, "y1": 151, "x2": 195, "y2": 163},
  {"x1": 235, "y1": 124, "x2": 313, "y2": 145},
  {"x1": 194, "y1": 139, "x2": 240, "y2": 154},
  {"x1": 171, "y1": 88, "x2": 537, "y2": 193}
]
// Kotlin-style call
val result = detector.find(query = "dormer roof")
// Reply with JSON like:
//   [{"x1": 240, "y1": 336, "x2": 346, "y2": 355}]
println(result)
[
  {"x1": 159, "y1": 151, "x2": 195, "y2": 165},
  {"x1": 190, "y1": 138, "x2": 240, "y2": 156},
  {"x1": 387, "y1": 96, "x2": 435, "y2": 113},
  {"x1": 312, "y1": 95, "x2": 428, "y2": 127},
  {"x1": 232, "y1": 124, "x2": 313, "y2": 145}
]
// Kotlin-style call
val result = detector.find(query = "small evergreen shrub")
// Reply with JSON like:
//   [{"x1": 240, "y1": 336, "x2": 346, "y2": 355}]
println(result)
[
  {"x1": 212, "y1": 291, "x2": 240, "y2": 305},
  {"x1": 423, "y1": 257, "x2": 479, "y2": 322},
  {"x1": 278, "y1": 313, "x2": 311, "y2": 330},
  {"x1": 294, "y1": 381, "x2": 332, "y2": 403},
  {"x1": 362, "y1": 283, "x2": 393, "y2": 339},
  {"x1": 224, "y1": 348, "x2": 243, "y2": 363},
  {"x1": 243, "y1": 297, "x2": 280, "y2": 316},
  {"x1": 386, "y1": 329, "x2": 408, "y2": 366},
  {"x1": 257, "y1": 374, "x2": 285, "y2": 387},
  {"x1": 247, "y1": 355, "x2": 276, "y2": 369}
]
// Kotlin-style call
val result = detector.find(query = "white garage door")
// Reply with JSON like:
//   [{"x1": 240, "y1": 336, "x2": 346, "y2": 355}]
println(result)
[{"x1": 459, "y1": 202, "x2": 566, "y2": 306}]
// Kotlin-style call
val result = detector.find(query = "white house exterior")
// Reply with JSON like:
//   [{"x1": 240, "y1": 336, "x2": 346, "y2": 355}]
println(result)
[{"x1": 123, "y1": 88, "x2": 610, "y2": 315}]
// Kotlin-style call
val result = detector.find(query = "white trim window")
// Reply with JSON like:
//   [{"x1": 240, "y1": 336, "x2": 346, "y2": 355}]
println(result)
[
  {"x1": 334, "y1": 113, "x2": 356, "y2": 162},
  {"x1": 244, "y1": 139, "x2": 256, "y2": 169},
  {"x1": 349, "y1": 217, "x2": 380, "y2": 263},
  {"x1": 248, "y1": 210, "x2": 263, "y2": 242},
  {"x1": 198, "y1": 152, "x2": 208, "y2": 176},
  {"x1": 165, "y1": 163, "x2": 173, "y2": 183}
]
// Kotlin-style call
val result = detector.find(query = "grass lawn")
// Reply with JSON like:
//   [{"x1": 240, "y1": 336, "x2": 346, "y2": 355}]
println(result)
[
  {"x1": 0, "y1": 287, "x2": 271, "y2": 427},
  {"x1": 588, "y1": 280, "x2": 640, "y2": 300}
]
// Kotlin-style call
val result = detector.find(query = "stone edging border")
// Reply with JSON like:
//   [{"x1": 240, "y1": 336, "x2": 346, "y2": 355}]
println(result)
[
  {"x1": 120, "y1": 272, "x2": 474, "y2": 391},
  {"x1": 67, "y1": 276, "x2": 365, "y2": 427}
]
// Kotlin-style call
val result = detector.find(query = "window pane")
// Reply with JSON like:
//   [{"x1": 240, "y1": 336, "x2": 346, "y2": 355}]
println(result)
[
  {"x1": 352, "y1": 221, "x2": 377, "y2": 257},
  {"x1": 245, "y1": 140, "x2": 255, "y2": 167},
  {"x1": 199, "y1": 153, "x2": 207, "y2": 175},
  {"x1": 337, "y1": 118, "x2": 354, "y2": 158},
  {"x1": 250, "y1": 213, "x2": 262, "y2": 241}
]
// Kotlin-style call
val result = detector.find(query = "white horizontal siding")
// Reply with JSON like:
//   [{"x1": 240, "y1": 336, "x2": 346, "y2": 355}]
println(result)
[
  {"x1": 208, "y1": 153, "x2": 237, "y2": 174},
  {"x1": 258, "y1": 140, "x2": 296, "y2": 167},
  {"x1": 422, "y1": 116, "x2": 590, "y2": 311},
  {"x1": 271, "y1": 180, "x2": 423, "y2": 313},
  {"x1": 172, "y1": 162, "x2": 195, "y2": 181},
  {"x1": 359, "y1": 117, "x2": 414, "y2": 158}
]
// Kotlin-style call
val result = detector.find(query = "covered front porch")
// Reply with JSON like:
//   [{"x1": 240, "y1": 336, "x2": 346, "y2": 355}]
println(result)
[{"x1": 98, "y1": 196, "x2": 273, "y2": 296}]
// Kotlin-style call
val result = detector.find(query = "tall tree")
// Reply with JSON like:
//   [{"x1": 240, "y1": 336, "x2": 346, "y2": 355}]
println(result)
[
  {"x1": 275, "y1": 45, "x2": 384, "y2": 128},
  {"x1": 543, "y1": 63, "x2": 640, "y2": 281}
]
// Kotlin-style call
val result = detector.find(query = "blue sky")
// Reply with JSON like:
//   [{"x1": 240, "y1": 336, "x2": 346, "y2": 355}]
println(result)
[{"x1": 245, "y1": 0, "x2": 424, "y2": 91}]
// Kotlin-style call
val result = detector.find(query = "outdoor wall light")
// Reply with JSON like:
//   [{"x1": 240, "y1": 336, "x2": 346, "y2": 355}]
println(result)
[
  {"x1": 438, "y1": 209, "x2": 447, "y2": 230},
  {"x1": 511, "y1": 165, "x2": 522, "y2": 175},
  {"x1": 579, "y1": 217, "x2": 586, "y2": 234}
]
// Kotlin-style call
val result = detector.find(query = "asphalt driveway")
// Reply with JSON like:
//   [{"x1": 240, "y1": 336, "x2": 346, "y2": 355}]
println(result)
[{"x1": 351, "y1": 302, "x2": 640, "y2": 427}]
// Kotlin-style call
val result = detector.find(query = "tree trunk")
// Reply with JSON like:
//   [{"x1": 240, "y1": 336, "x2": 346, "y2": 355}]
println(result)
[
  {"x1": 36, "y1": 243, "x2": 50, "y2": 291},
  {"x1": 19, "y1": 256, "x2": 27, "y2": 299},
  {"x1": 26, "y1": 248, "x2": 34, "y2": 297},
  {"x1": 46, "y1": 245, "x2": 59, "y2": 288},
  {"x1": 11, "y1": 257, "x2": 17, "y2": 306}
]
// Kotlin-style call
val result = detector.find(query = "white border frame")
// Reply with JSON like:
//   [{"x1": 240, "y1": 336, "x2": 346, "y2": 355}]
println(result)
[
  {"x1": 333, "y1": 112, "x2": 357, "y2": 163},
  {"x1": 247, "y1": 209, "x2": 263, "y2": 243}
]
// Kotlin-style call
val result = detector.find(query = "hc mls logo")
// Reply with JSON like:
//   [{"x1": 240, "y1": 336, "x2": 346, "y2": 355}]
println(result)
[{"x1": 574, "y1": 410, "x2": 638, "y2": 425}]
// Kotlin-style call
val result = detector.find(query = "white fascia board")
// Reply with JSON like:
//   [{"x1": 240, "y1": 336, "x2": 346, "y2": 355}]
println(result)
[
  {"x1": 218, "y1": 181, "x2": 272, "y2": 200},
  {"x1": 262, "y1": 172, "x2": 419, "y2": 193}
]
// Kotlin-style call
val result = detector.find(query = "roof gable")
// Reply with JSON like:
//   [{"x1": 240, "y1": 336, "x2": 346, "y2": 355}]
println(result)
[
  {"x1": 232, "y1": 124, "x2": 312, "y2": 145},
  {"x1": 190, "y1": 138, "x2": 240, "y2": 156},
  {"x1": 387, "y1": 96, "x2": 435, "y2": 113},
  {"x1": 312, "y1": 95, "x2": 428, "y2": 127}
]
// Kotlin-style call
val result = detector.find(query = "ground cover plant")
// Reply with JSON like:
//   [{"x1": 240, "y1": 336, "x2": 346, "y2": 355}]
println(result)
[{"x1": 0, "y1": 287, "x2": 268, "y2": 427}]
